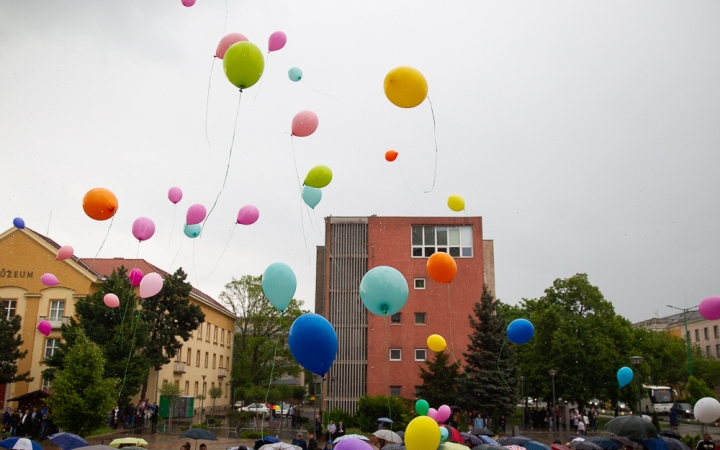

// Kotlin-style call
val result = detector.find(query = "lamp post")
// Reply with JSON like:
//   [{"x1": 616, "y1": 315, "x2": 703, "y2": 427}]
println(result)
[
  {"x1": 520, "y1": 376, "x2": 525, "y2": 430},
  {"x1": 549, "y1": 370, "x2": 557, "y2": 435},
  {"x1": 667, "y1": 305, "x2": 698, "y2": 376},
  {"x1": 630, "y1": 356, "x2": 643, "y2": 415},
  {"x1": 201, "y1": 374, "x2": 206, "y2": 424}
]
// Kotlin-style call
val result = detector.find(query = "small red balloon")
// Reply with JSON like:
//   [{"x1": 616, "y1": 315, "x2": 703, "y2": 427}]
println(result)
[{"x1": 385, "y1": 150, "x2": 398, "y2": 162}]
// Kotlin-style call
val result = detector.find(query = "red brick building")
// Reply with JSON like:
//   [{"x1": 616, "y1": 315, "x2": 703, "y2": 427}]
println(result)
[{"x1": 316, "y1": 216, "x2": 494, "y2": 414}]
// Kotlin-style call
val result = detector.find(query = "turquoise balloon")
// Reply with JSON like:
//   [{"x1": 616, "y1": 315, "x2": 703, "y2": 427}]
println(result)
[
  {"x1": 440, "y1": 427, "x2": 449, "y2": 441},
  {"x1": 183, "y1": 223, "x2": 201, "y2": 238},
  {"x1": 359, "y1": 266, "x2": 408, "y2": 316},
  {"x1": 302, "y1": 186, "x2": 322, "y2": 209},
  {"x1": 288, "y1": 67, "x2": 303, "y2": 82},
  {"x1": 617, "y1": 366, "x2": 634, "y2": 388},
  {"x1": 262, "y1": 262, "x2": 297, "y2": 312}
]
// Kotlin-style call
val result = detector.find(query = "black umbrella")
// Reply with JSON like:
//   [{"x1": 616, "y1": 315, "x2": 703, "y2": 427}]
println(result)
[
  {"x1": 179, "y1": 429, "x2": 218, "y2": 441},
  {"x1": 661, "y1": 437, "x2": 690, "y2": 450},
  {"x1": 471, "y1": 428, "x2": 495, "y2": 437},
  {"x1": 659, "y1": 431, "x2": 682, "y2": 440},
  {"x1": 570, "y1": 441, "x2": 604, "y2": 450},
  {"x1": 604, "y1": 416, "x2": 659, "y2": 440},
  {"x1": 498, "y1": 437, "x2": 532, "y2": 446},
  {"x1": 584, "y1": 437, "x2": 624, "y2": 450},
  {"x1": 472, "y1": 445, "x2": 507, "y2": 450}
]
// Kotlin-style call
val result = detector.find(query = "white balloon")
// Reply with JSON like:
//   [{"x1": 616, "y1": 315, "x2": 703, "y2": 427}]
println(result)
[{"x1": 694, "y1": 397, "x2": 720, "y2": 424}]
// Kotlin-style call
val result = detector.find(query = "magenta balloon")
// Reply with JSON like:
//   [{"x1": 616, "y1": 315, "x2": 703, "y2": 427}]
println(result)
[
  {"x1": 37, "y1": 320, "x2": 51, "y2": 336},
  {"x1": 168, "y1": 187, "x2": 183, "y2": 204},
  {"x1": 437, "y1": 404, "x2": 451, "y2": 423},
  {"x1": 181, "y1": 0, "x2": 195, "y2": 6},
  {"x1": 335, "y1": 439, "x2": 373, "y2": 450},
  {"x1": 186, "y1": 204, "x2": 207, "y2": 225},
  {"x1": 291, "y1": 110, "x2": 319, "y2": 137},
  {"x1": 41, "y1": 273, "x2": 59, "y2": 287},
  {"x1": 268, "y1": 31, "x2": 287, "y2": 52},
  {"x1": 237, "y1": 205, "x2": 259, "y2": 225},
  {"x1": 132, "y1": 217, "x2": 156, "y2": 242},
  {"x1": 128, "y1": 268, "x2": 143, "y2": 287},
  {"x1": 216, "y1": 33, "x2": 249, "y2": 59},
  {"x1": 56, "y1": 245, "x2": 74, "y2": 261},
  {"x1": 700, "y1": 296, "x2": 720, "y2": 320},
  {"x1": 427, "y1": 407, "x2": 439, "y2": 422},
  {"x1": 104, "y1": 293, "x2": 120, "y2": 308}
]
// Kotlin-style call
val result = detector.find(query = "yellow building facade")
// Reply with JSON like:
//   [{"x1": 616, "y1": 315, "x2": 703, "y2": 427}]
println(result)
[{"x1": 0, "y1": 227, "x2": 236, "y2": 415}]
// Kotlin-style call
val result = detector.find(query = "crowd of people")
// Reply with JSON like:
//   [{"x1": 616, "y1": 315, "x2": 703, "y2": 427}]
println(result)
[
  {"x1": 108, "y1": 401, "x2": 159, "y2": 430},
  {"x1": 522, "y1": 407, "x2": 599, "y2": 434},
  {"x1": 2, "y1": 407, "x2": 57, "y2": 439}
]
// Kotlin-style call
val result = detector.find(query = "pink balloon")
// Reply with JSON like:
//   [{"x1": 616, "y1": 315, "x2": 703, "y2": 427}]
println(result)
[
  {"x1": 186, "y1": 204, "x2": 206, "y2": 225},
  {"x1": 700, "y1": 296, "x2": 720, "y2": 320},
  {"x1": 168, "y1": 187, "x2": 183, "y2": 204},
  {"x1": 216, "y1": 33, "x2": 248, "y2": 59},
  {"x1": 427, "y1": 408, "x2": 439, "y2": 422},
  {"x1": 291, "y1": 110, "x2": 319, "y2": 137},
  {"x1": 132, "y1": 217, "x2": 156, "y2": 242},
  {"x1": 437, "y1": 404, "x2": 451, "y2": 423},
  {"x1": 41, "y1": 273, "x2": 59, "y2": 287},
  {"x1": 237, "y1": 205, "x2": 259, "y2": 225},
  {"x1": 181, "y1": 0, "x2": 195, "y2": 6},
  {"x1": 104, "y1": 293, "x2": 120, "y2": 308},
  {"x1": 56, "y1": 245, "x2": 74, "y2": 261},
  {"x1": 128, "y1": 268, "x2": 143, "y2": 287},
  {"x1": 140, "y1": 272, "x2": 164, "y2": 298},
  {"x1": 37, "y1": 320, "x2": 51, "y2": 336},
  {"x1": 268, "y1": 31, "x2": 287, "y2": 52}
]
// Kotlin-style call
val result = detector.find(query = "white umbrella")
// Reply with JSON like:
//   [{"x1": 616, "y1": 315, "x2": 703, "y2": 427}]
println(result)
[
  {"x1": 373, "y1": 431, "x2": 402, "y2": 444},
  {"x1": 333, "y1": 435, "x2": 371, "y2": 444},
  {"x1": 12, "y1": 439, "x2": 33, "y2": 450},
  {"x1": 259, "y1": 444, "x2": 302, "y2": 450}
]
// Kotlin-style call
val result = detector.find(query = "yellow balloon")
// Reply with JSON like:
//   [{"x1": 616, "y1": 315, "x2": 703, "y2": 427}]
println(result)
[
  {"x1": 405, "y1": 416, "x2": 441, "y2": 450},
  {"x1": 384, "y1": 66, "x2": 428, "y2": 108},
  {"x1": 447, "y1": 194, "x2": 465, "y2": 212},
  {"x1": 427, "y1": 334, "x2": 447, "y2": 352}
]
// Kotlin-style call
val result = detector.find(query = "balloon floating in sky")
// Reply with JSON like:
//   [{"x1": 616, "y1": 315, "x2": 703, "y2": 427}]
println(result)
[
  {"x1": 82, "y1": 188, "x2": 118, "y2": 221},
  {"x1": 56, "y1": 245, "x2": 74, "y2": 261},
  {"x1": 41, "y1": 273, "x2": 59, "y2": 287},
  {"x1": 139, "y1": 272, "x2": 163, "y2": 298},
  {"x1": 385, "y1": 150, "x2": 398, "y2": 162},
  {"x1": 617, "y1": 366, "x2": 633, "y2": 388},
  {"x1": 699, "y1": 296, "x2": 720, "y2": 321},
  {"x1": 304, "y1": 165, "x2": 333, "y2": 189},
  {"x1": 507, "y1": 318, "x2": 535, "y2": 344},
  {"x1": 181, "y1": 0, "x2": 195, "y2": 6},
  {"x1": 186, "y1": 204, "x2": 206, "y2": 225},
  {"x1": 268, "y1": 31, "x2": 287, "y2": 52},
  {"x1": 427, "y1": 334, "x2": 447, "y2": 352},
  {"x1": 302, "y1": 186, "x2": 322, "y2": 209},
  {"x1": 447, "y1": 195, "x2": 465, "y2": 212},
  {"x1": 360, "y1": 266, "x2": 408, "y2": 316},
  {"x1": 427, "y1": 252, "x2": 457, "y2": 283},
  {"x1": 37, "y1": 320, "x2": 51, "y2": 336},
  {"x1": 384, "y1": 66, "x2": 428, "y2": 108},
  {"x1": 104, "y1": 293, "x2": 120, "y2": 308},
  {"x1": 132, "y1": 217, "x2": 156, "y2": 242},
  {"x1": 415, "y1": 399, "x2": 429, "y2": 416},
  {"x1": 291, "y1": 110, "x2": 319, "y2": 137},
  {"x1": 128, "y1": 268, "x2": 143, "y2": 287},
  {"x1": 288, "y1": 67, "x2": 302, "y2": 82},
  {"x1": 13, "y1": 217, "x2": 24, "y2": 229},
  {"x1": 237, "y1": 205, "x2": 259, "y2": 225},
  {"x1": 184, "y1": 223, "x2": 201, "y2": 238},
  {"x1": 168, "y1": 187, "x2": 183, "y2": 204},
  {"x1": 223, "y1": 41, "x2": 265, "y2": 90},
  {"x1": 694, "y1": 397, "x2": 720, "y2": 424},
  {"x1": 262, "y1": 262, "x2": 297, "y2": 312},
  {"x1": 405, "y1": 416, "x2": 441, "y2": 450},
  {"x1": 288, "y1": 313, "x2": 338, "y2": 376},
  {"x1": 216, "y1": 33, "x2": 248, "y2": 59}
]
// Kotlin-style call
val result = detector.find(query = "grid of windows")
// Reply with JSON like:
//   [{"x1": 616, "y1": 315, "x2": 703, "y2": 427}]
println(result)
[
  {"x1": 414, "y1": 278, "x2": 426, "y2": 289},
  {"x1": 45, "y1": 339, "x2": 61, "y2": 359},
  {"x1": 391, "y1": 313, "x2": 401, "y2": 324},
  {"x1": 415, "y1": 349, "x2": 427, "y2": 361},
  {"x1": 390, "y1": 386, "x2": 401, "y2": 397},
  {"x1": 3, "y1": 300, "x2": 17, "y2": 320},
  {"x1": 49, "y1": 300, "x2": 65, "y2": 320},
  {"x1": 389, "y1": 349, "x2": 401, "y2": 361},
  {"x1": 411, "y1": 225, "x2": 473, "y2": 258},
  {"x1": 415, "y1": 313, "x2": 426, "y2": 324}
]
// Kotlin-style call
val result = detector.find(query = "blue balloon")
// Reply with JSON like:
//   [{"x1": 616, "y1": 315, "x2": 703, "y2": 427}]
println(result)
[
  {"x1": 288, "y1": 313, "x2": 338, "y2": 375},
  {"x1": 617, "y1": 366, "x2": 634, "y2": 387},
  {"x1": 262, "y1": 262, "x2": 297, "y2": 312},
  {"x1": 12, "y1": 217, "x2": 24, "y2": 229},
  {"x1": 440, "y1": 427, "x2": 449, "y2": 441},
  {"x1": 507, "y1": 318, "x2": 534, "y2": 344},
  {"x1": 288, "y1": 67, "x2": 303, "y2": 82},
  {"x1": 359, "y1": 266, "x2": 408, "y2": 316},
  {"x1": 183, "y1": 223, "x2": 201, "y2": 238},
  {"x1": 302, "y1": 186, "x2": 322, "y2": 209}
]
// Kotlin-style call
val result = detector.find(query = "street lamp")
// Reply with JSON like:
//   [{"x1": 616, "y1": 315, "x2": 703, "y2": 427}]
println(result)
[
  {"x1": 520, "y1": 376, "x2": 525, "y2": 430},
  {"x1": 630, "y1": 356, "x2": 643, "y2": 415},
  {"x1": 201, "y1": 374, "x2": 206, "y2": 424},
  {"x1": 549, "y1": 370, "x2": 557, "y2": 434}
]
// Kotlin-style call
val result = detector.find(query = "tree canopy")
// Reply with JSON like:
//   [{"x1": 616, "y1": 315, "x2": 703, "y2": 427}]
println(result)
[
  {"x1": 0, "y1": 303, "x2": 31, "y2": 385},
  {"x1": 418, "y1": 349, "x2": 459, "y2": 407}
]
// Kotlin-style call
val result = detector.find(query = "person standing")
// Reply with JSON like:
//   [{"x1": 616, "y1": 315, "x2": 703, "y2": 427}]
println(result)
[
  {"x1": 10, "y1": 409, "x2": 20, "y2": 437},
  {"x1": 125, "y1": 403, "x2": 136, "y2": 429},
  {"x1": 474, "y1": 412, "x2": 484, "y2": 429},
  {"x1": 314, "y1": 414, "x2": 323, "y2": 439},
  {"x1": 326, "y1": 420, "x2": 336, "y2": 442},
  {"x1": 669, "y1": 407, "x2": 678, "y2": 430},
  {"x1": 696, "y1": 435, "x2": 715, "y2": 450},
  {"x1": 500, "y1": 415, "x2": 506, "y2": 433},
  {"x1": 19, "y1": 409, "x2": 31, "y2": 437},
  {"x1": 39, "y1": 408, "x2": 49, "y2": 439},
  {"x1": 292, "y1": 432, "x2": 308, "y2": 450},
  {"x1": 577, "y1": 416, "x2": 586, "y2": 436},
  {"x1": 31, "y1": 407, "x2": 41, "y2": 439},
  {"x1": 111, "y1": 405, "x2": 120, "y2": 430},
  {"x1": 288, "y1": 405, "x2": 296, "y2": 427},
  {"x1": 308, "y1": 432, "x2": 318, "y2": 450}
]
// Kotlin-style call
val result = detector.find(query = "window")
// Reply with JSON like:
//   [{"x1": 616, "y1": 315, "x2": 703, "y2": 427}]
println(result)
[
  {"x1": 391, "y1": 313, "x2": 401, "y2": 324},
  {"x1": 219, "y1": 356, "x2": 223, "y2": 369},
  {"x1": 389, "y1": 349, "x2": 401, "y2": 361},
  {"x1": 212, "y1": 353, "x2": 216, "y2": 369},
  {"x1": 185, "y1": 381, "x2": 190, "y2": 394},
  {"x1": 196, "y1": 350, "x2": 200, "y2": 367},
  {"x1": 45, "y1": 338, "x2": 60, "y2": 359},
  {"x1": 414, "y1": 278, "x2": 426, "y2": 289},
  {"x1": 214, "y1": 326, "x2": 218, "y2": 344},
  {"x1": 707, "y1": 346, "x2": 712, "y2": 357},
  {"x1": 49, "y1": 300, "x2": 65, "y2": 320},
  {"x1": 162, "y1": 379, "x2": 168, "y2": 388},
  {"x1": 715, "y1": 326, "x2": 719, "y2": 339},
  {"x1": 705, "y1": 327, "x2": 710, "y2": 340},
  {"x1": 2, "y1": 300, "x2": 16, "y2": 319},
  {"x1": 197, "y1": 323, "x2": 202, "y2": 340},
  {"x1": 411, "y1": 225, "x2": 473, "y2": 258},
  {"x1": 205, "y1": 352, "x2": 209, "y2": 368},
  {"x1": 415, "y1": 313, "x2": 426, "y2": 325},
  {"x1": 221, "y1": 329, "x2": 225, "y2": 346},
  {"x1": 176, "y1": 349, "x2": 182, "y2": 362},
  {"x1": 717, "y1": 345, "x2": 720, "y2": 358},
  {"x1": 696, "y1": 329, "x2": 700, "y2": 342},
  {"x1": 202, "y1": 382, "x2": 207, "y2": 396},
  {"x1": 211, "y1": 382, "x2": 215, "y2": 390},
  {"x1": 390, "y1": 386, "x2": 401, "y2": 397},
  {"x1": 415, "y1": 349, "x2": 427, "y2": 361},
  {"x1": 41, "y1": 378, "x2": 51, "y2": 391},
  {"x1": 187, "y1": 348, "x2": 192, "y2": 365},
  {"x1": 206, "y1": 323, "x2": 211, "y2": 341},
  {"x1": 194, "y1": 381, "x2": 199, "y2": 396}
]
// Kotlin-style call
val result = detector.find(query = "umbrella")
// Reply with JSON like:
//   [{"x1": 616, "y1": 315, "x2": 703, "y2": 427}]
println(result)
[
  {"x1": 0, "y1": 439, "x2": 41, "y2": 450},
  {"x1": 333, "y1": 435, "x2": 371, "y2": 444},
  {"x1": 604, "y1": 415, "x2": 659, "y2": 440},
  {"x1": 499, "y1": 437, "x2": 532, "y2": 446},
  {"x1": 659, "y1": 431, "x2": 682, "y2": 440},
  {"x1": 179, "y1": 428, "x2": 218, "y2": 442},
  {"x1": 504, "y1": 446, "x2": 527, "y2": 450},
  {"x1": 374, "y1": 430, "x2": 402, "y2": 444},
  {"x1": 259, "y1": 444, "x2": 302, "y2": 450},
  {"x1": 120, "y1": 447, "x2": 146, "y2": 450},
  {"x1": 441, "y1": 426, "x2": 464, "y2": 444},
  {"x1": 49, "y1": 433, "x2": 89, "y2": 450},
  {"x1": 661, "y1": 437, "x2": 690, "y2": 450},
  {"x1": 480, "y1": 437, "x2": 500, "y2": 446},
  {"x1": 254, "y1": 438, "x2": 281, "y2": 450},
  {"x1": 461, "y1": 433, "x2": 483, "y2": 447},
  {"x1": 570, "y1": 441, "x2": 603, "y2": 450},
  {"x1": 472, "y1": 445, "x2": 508, "y2": 450},
  {"x1": 382, "y1": 445, "x2": 405, "y2": 450},
  {"x1": 471, "y1": 428, "x2": 495, "y2": 437},
  {"x1": 525, "y1": 442, "x2": 551, "y2": 450},
  {"x1": 378, "y1": 418, "x2": 394, "y2": 424},
  {"x1": 82, "y1": 446, "x2": 117, "y2": 450},
  {"x1": 109, "y1": 439, "x2": 148, "y2": 449},
  {"x1": 584, "y1": 437, "x2": 624, "y2": 450},
  {"x1": 440, "y1": 443, "x2": 470, "y2": 450},
  {"x1": 551, "y1": 446, "x2": 572, "y2": 450}
]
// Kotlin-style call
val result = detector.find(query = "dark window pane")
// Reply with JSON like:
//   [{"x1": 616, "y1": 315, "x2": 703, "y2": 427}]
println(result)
[
  {"x1": 391, "y1": 313, "x2": 401, "y2": 324},
  {"x1": 415, "y1": 313, "x2": 426, "y2": 324},
  {"x1": 424, "y1": 247, "x2": 436, "y2": 257},
  {"x1": 424, "y1": 226, "x2": 435, "y2": 245},
  {"x1": 436, "y1": 227, "x2": 448, "y2": 245},
  {"x1": 449, "y1": 247, "x2": 460, "y2": 257},
  {"x1": 437, "y1": 247, "x2": 447, "y2": 253},
  {"x1": 412, "y1": 247, "x2": 422, "y2": 257},
  {"x1": 412, "y1": 226, "x2": 423, "y2": 245}
]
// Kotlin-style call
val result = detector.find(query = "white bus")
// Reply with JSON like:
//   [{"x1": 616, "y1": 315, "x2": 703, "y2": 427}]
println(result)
[{"x1": 640, "y1": 385, "x2": 675, "y2": 414}]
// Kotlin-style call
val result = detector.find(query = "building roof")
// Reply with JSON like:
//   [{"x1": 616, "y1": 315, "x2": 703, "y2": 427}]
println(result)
[
  {"x1": 633, "y1": 310, "x2": 704, "y2": 329},
  {"x1": 24, "y1": 228, "x2": 104, "y2": 278}
]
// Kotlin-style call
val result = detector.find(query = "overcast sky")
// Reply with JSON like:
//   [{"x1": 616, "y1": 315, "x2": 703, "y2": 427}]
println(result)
[{"x1": 1, "y1": 1, "x2": 719, "y2": 322}]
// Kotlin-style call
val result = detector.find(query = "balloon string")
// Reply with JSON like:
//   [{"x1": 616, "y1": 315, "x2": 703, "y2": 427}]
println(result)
[
  {"x1": 424, "y1": 96, "x2": 439, "y2": 193},
  {"x1": 383, "y1": 316, "x2": 392, "y2": 430},
  {"x1": 291, "y1": 135, "x2": 311, "y2": 264},
  {"x1": 301, "y1": 80, "x2": 338, "y2": 99},
  {"x1": 168, "y1": 204, "x2": 177, "y2": 249},
  {"x1": 396, "y1": 156, "x2": 421, "y2": 194},
  {"x1": 202, "y1": 225, "x2": 235, "y2": 280},
  {"x1": 204, "y1": 57, "x2": 216, "y2": 145},
  {"x1": 70, "y1": 216, "x2": 115, "y2": 291},
  {"x1": 446, "y1": 285, "x2": 469, "y2": 376},
  {"x1": 497, "y1": 337, "x2": 510, "y2": 388},
  {"x1": 169, "y1": 241, "x2": 184, "y2": 271},
  {"x1": 203, "y1": 89, "x2": 243, "y2": 232},
  {"x1": 253, "y1": 53, "x2": 269, "y2": 102},
  {"x1": 261, "y1": 310, "x2": 284, "y2": 439},
  {"x1": 118, "y1": 311, "x2": 141, "y2": 401}
]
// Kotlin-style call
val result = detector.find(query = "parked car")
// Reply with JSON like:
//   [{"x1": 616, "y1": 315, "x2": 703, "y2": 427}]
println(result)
[
  {"x1": 240, "y1": 403, "x2": 271, "y2": 414},
  {"x1": 672, "y1": 402, "x2": 694, "y2": 418},
  {"x1": 274, "y1": 402, "x2": 293, "y2": 416}
]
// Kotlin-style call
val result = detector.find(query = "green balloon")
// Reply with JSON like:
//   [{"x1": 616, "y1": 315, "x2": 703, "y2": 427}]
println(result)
[
  {"x1": 223, "y1": 41, "x2": 264, "y2": 89},
  {"x1": 304, "y1": 165, "x2": 333, "y2": 188},
  {"x1": 415, "y1": 399, "x2": 429, "y2": 416}
]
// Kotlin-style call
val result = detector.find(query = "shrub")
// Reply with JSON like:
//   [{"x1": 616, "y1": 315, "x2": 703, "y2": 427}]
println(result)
[
  {"x1": 327, "y1": 408, "x2": 356, "y2": 428},
  {"x1": 681, "y1": 434, "x2": 702, "y2": 450},
  {"x1": 241, "y1": 430, "x2": 263, "y2": 439},
  {"x1": 355, "y1": 395, "x2": 413, "y2": 432}
]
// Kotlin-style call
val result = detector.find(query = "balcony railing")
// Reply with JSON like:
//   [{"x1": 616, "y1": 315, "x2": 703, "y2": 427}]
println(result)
[
  {"x1": 218, "y1": 367, "x2": 228, "y2": 378},
  {"x1": 173, "y1": 362, "x2": 187, "y2": 374},
  {"x1": 38, "y1": 316, "x2": 70, "y2": 329}
]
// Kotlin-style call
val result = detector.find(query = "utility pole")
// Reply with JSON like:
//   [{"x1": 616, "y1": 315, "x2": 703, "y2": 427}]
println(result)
[{"x1": 667, "y1": 305, "x2": 698, "y2": 376}]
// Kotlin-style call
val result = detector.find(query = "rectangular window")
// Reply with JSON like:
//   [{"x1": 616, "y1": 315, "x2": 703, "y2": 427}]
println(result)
[
  {"x1": 196, "y1": 350, "x2": 200, "y2": 367},
  {"x1": 707, "y1": 346, "x2": 712, "y2": 357},
  {"x1": 205, "y1": 352, "x2": 209, "y2": 368},
  {"x1": 717, "y1": 345, "x2": 720, "y2": 358},
  {"x1": 49, "y1": 300, "x2": 65, "y2": 321},
  {"x1": 389, "y1": 349, "x2": 401, "y2": 361},
  {"x1": 715, "y1": 326, "x2": 719, "y2": 339},
  {"x1": 194, "y1": 381, "x2": 199, "y2": 396},
  {"x1": 162, "y1": 379, "x2": 168, "y2": 388},
  {"x1": 414, "y1": 278, "x2": 426, "y2": 289},
  {"x1": 415, "y1": 313, "x2": 426, "y2": 325},
  {"x1": 411, "y1": 225, "x2": 473, "y2": 258},
  {"x1": 197, "y1": 323, "x2": 202, "y2": 340},
  {"x1": 2, "y1": 300, "x2": 17, "y2": 320},
  {"x1": 705, "y1": 328, "x2": 710, "y2": 340},
  {"x1": 45, "y1": 338, "x2": 60, "y2": 359},
  {"x1": 211, "y1": 382, "x2": 215, "y2": 390},
  {"x1": 202, "y1": 382, "x2": 207, "y2": 396},
  {"x1": 696, "y1": 329, "x2": 700, "y2": 342},
  {"x1": 212, "y1": 353, "x2": 216, "y2": 369},
  {"x1": 176, "y1": 348, "x2": 182, "y2": 362},
  {"x1": 187, "y1": 348, "x2": 192, "y2": 365},
  {"x1": 185, "y1": 381, "x2": 190, "y2": 394},
  {"x1": 41, "y1": 378, "x2": 51, "y2": 391},
  {"x1": 221, "y1": 329, "x2": 225, "y2": 346},
  {"x1": 214, "y1": 326, "x2": 218, "y2": 344},
  {"x1": 206, "y1": 323, "x2": 211, "y2": 341},
  {"x1": 391, "y1": 313, "x2": 401, "y2": 324},
  {"x1": 219, "y1": 356, "x2": 223, "y2": 369},
  {"x1": 415, "y1": 349, "x2": 427, "y2": 361},
  {"x1": 390, "y1": 386, "x2": 401, "y2": 397}
]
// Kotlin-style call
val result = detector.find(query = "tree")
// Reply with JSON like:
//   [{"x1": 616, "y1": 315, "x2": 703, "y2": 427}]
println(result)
[
  {"x1": 418, "y1": 350, "x2": 459, "y2": 407},
  {"x1": 291, "y1": 385, "x2": 307, "y2": 403},
  {"x1": 159, "y1": 381, "x2": 183, "y2": 429},
  {"x1": 686, "y1": 376, "x2": 716, "y2": 405},
  {"x1": 209, "y1": 386, "x2": 223, "y2": 420},
  {"x1": 139, "y1": 268, "x2": 205, "y2": 400},
  {"x1": 46, "y1": 331, "x2": 118, "y2": 436},
  {"x1": 0, "y1": 304, "x2": 31, "y2": 385},
  {"x1": 355, "y1": 395, "x2": 412, "y2": 432},
  {"x1": 458, "y1": 285, "x2": 517, "y2": 422}
]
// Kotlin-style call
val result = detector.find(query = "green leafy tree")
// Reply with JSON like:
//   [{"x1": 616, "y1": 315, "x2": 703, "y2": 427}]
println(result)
[
  {"x1": 458, "y1": 285, "x2": 517, "y2": 422},
  {"x1": 632, "y1": 327, "x2": 688, "y2": 386},
  {"x1": 0, "y1": 303, "x2": 31, "y2": 384},
  {"x1": 47, "y1": 331, "x2": 118, "y2": 436},
  {"x1": 139, "y1": 268, "x2": 205, "y2": 400},
  {"x1": 418, "y1": 350, "x2": 459, "y2": 407},
  {"x1": 690, "y1": 346, "x2": 720, "y2": 390},
  {"x1": 160, "y1": 381, "x2": 183, "y2": 429},
  {"x1": 209, "y1": 386, "x2": 223, "y2": 419},
  {"x1": 291, "y1": 385, "x2": 307, "y2": 403},
  {"x1": 686, "y1": 375, "x2": 716, "y2": 405},
  {"x1": 355, "y1": 395, "x2": 412, "y2": 432}
]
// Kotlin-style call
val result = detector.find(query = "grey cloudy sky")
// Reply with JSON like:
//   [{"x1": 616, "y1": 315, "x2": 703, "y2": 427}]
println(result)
[{"x1": 1, "y1": 1, "x2": 719, "y2": 322}]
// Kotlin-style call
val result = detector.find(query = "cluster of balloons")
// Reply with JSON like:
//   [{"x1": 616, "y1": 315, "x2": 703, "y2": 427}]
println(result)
[
  {"x1": 616, "y1": 366, "x2": 633, "y2": 387},
  {"x1": 360, "y1": 266, "x2": 409, "y2": 316},
  {"x1": 506, "y1": 318, "x2": 534, "y2": 344},
  {"x1": 288, "y1": 313, "x2": 338, "y2": 376},
  {"x1": 403, "y1": 399, "x2": 462, "y2": 450}
]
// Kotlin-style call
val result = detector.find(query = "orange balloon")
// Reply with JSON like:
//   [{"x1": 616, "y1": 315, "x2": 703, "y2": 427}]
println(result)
[
  {"x1": 385, "y1": 150, "x2": 398, "y2": 162},
  {"x1": 426, "y1": 252, "x2": 457, "y2": 283},
  {"x1": 82, "y1": 188, "x2": 118, "y2": 221}
]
